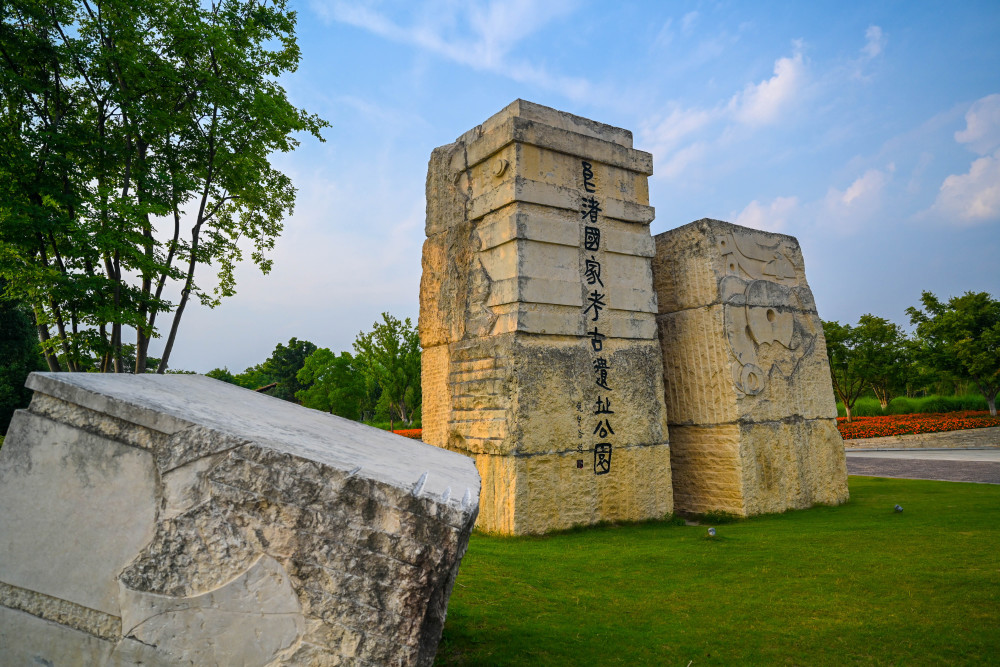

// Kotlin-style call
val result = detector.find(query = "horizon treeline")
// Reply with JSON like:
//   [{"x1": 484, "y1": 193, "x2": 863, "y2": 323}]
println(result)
[{"x1": 823, "y1": 290, "x2": 999, "y2": 421}]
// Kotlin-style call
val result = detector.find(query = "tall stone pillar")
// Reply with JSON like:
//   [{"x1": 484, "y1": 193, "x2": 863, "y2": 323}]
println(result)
[
  {"x1": 652, "y1": 219, "x2": 849, "y2": 516},
  {"x1": 420, "y1": 100, "x2": 672, "y2": 535}
]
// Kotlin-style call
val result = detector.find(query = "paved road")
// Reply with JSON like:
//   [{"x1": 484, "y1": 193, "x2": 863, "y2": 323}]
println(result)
[{"x1": 846, "y1": 448, "x2": 1000, "y2": 484}]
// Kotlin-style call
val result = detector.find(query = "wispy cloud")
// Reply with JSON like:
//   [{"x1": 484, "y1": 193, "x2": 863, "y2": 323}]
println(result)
[
  {"x1": 834, "y1": 166, "x2": 893, "y2": 207},
  {"x1": 920, "y1": 93, "x2": 1000, "y2": 225},
  {"x1": 851, "y1": 25, "x2": 887, "y2": 80},
  {"x1": 310, "y1": 0, "x2": 592, "y2": 100},
  {"x1": 955, "y1": 93, "x2": 1000, "y2": 155},
  {"x1": 861, "y1": 25, "x2": 886, "y2": 59},
  {"x1": 733, "y1": 196, "x2": 800, "y2": 232},
  {"x1": 640, "y1": 43, "x2": 807, "y2": 178},
  {"x1": 927, "y1": 149, "x2": 1000, "y2": 225},
  {"x1": 728, "y1": 47, "x2": 805, "y2": 126},
  {"x1": 818, "y1": 164, "x2": 894, "y2": 233}
]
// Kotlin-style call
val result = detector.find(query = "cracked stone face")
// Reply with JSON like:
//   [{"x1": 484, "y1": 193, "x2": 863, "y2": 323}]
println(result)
[{"x1": 0, "y1": 372, "x2": 479, "y2": 666}]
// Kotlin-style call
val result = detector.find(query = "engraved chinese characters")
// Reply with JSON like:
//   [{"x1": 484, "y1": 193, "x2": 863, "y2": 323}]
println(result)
[
  {"x1": 580, "y1": 161, "x2": 614, "y2": 476},
  {"x1": 420, "y1": 100, "x2": 672, "y2": 535}
]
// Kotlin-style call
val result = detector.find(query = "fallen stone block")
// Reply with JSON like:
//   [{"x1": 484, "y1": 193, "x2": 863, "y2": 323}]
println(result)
[{"x1": 0, "y1": 372, "x2": 479, "y2": 666}]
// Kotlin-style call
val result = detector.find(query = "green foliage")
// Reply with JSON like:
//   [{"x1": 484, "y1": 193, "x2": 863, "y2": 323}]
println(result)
[
  {"x1": 438, "y1": 478, "x2": 1000, "y2": 665},
  {"x1": 852, "y1": 314, "x2": 910, "y2": 409},
  {"x1": 0, "y1": 0, "x2": 327, "y2": 373},
  {"x1": 295, "y1": 349, "x2": 368, "y2": 420},
  {"x1": 908, "y1": 291, "x2": 1000, "y2": 416},
  {"x1": 823, "y1": 315, "x2": 916, "y2": 421},
  {"x1": 0, "y1": 293, "x2": 45, "y2": 433},
  {"x1": 822, "y1": 319, "x2": 866, "y2": 421},
  {"x1": 352, "y1": 313, "x2": 420, "y2": 427},
  {"x1": 836, "y1": 393, "x2": 991, "y2": 417},
  {"x1": 205, "y1": 367, "x2": 237, "y2": 384},
  {"x1": 260, "y1": 337, "x2": 316, "y2": 402}
]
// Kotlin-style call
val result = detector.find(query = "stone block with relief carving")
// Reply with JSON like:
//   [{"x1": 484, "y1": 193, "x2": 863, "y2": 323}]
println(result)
[
  {"x1": 652, "y1": 218, "x2": 848, "y2": 516},
  {"x1": 421, "y1": 99, "x2": 672, "y2": 535},
  {"x1": 0, "y1": 373, "x2": 479, "y2": 666}
]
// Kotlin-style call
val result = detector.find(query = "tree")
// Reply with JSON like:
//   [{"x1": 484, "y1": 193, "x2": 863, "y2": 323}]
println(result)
[
  {"x1": 205, "y1": 366, "x2": 237, "y2": 384},
  {"x1": 352, "y1": 313, "x2": 421, "y2": 429},
  {"x1": 295, "y1": 349, "x2": 369, "y2": 420},
  {"x1": 907, "y1": 291, "x2": 1000, "y2": 416},
  {"x1": 0, "y1": 0, "x2": 326, "y2": 373},
  {"x1": 0, "y1": 293, "x2": 45, "y2": 433},
  {"x1": 822, "y1": 320, "x2": 868, "y2": 422},
  {"x1": 260, "y1": 337, "x2": 316, "y2": 402},
  {"x1": 852, "y1": 314, "x2": 910, "y2": 411}
]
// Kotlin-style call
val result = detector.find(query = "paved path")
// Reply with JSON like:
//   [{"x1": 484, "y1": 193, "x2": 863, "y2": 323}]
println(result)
[{"x1": 846, "y1": 447, "x2": 1000, "y2": 484}]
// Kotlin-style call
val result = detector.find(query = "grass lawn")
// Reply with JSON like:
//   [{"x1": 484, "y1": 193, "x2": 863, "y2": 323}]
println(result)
[{"x1": 436, "y1": 477, "x2": 1000, "y2": 665}]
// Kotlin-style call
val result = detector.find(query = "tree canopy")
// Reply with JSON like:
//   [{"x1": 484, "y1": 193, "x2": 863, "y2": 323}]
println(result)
[
  {"x1": 822, "y1": 319, "x2": 868, "y2": 422},
  {"x1": 0, "y1": 289, "x2": 45, "y2": 433},
  {"x1": 261, "y1": 337, "x2": 316, "y2": 402},
  {"x1": 907, "y1": 291, "x2": 1000, "y2": 416},
  {"x1": 352, "y1": 313, "x2": 421, "y2": 428},
  {"x1": 295, "y1": 349, "x2": 369, "y2": 421},
  {"x1": 851, "y1": 314, "x2": 910, "y2": 410},
  {"x1": 0, "y1": 0, "x2": 326, "y2": 373}
]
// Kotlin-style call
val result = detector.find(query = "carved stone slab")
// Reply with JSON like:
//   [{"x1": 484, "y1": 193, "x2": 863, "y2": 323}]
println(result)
[
  {"x1": 652, "y1": 219, "x2": 848, "y2": 516},
  {"x1": 0, "y1": 372, "x2": 479, "y2": 666},
  {"x1": 421, "y1": 99, "x2": 672, "y2": 535}
]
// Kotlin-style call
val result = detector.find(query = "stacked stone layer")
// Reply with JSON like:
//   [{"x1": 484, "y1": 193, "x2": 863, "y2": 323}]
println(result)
[
  {"x1": 0, "y1": 373, "x2": 479, "y2": 666},
  {"x1": 652, "y1": 219, "x2": 849, "y2": 516},
  {"x1": 421, "y1": 99, "x2": 672, "y2": 535}
]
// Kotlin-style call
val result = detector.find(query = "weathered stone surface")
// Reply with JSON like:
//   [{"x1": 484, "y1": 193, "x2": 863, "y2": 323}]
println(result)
[
  {"x1": 652, "y1": 218, "x2": 848, "y2": 516},
  {"x1": 421, "y1": 99, "x2": 672, "y2": 534},
  {"x1": 0, "y1": 372, "x2": 479, "y2": 666}
]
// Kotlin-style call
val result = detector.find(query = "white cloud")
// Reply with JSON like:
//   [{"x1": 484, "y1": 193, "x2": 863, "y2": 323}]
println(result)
[
  {"x1": 861, "y1": 25, "x2": 885, "y2": 59},
  {"x1": 955, "y1": 93, "x2": 1000, "y2": 155},
  {"x1": 311, "y1": 0, "x2": 591, "y2": 100},
  {"x1": 820, "y1": 166, "x2": 893, "y2": 232},
  {"x1": 656, "y1": 141, "x2": 709, "y2": 180},
  {"x1": 734, "y1": 196, "x2": 800, "y2": 232},
  {"x1": 640, "y1": 106, "x2": 718, "y2": 155},
  {"x1": 728, "y1": 48, "x2": 806, "y2": 126},
  {"x1": 928, "y1": 148, "x2": 1000, "y2": 225},
  {"x1": 641, "y1": 44, "x2": 807, "y2": 179},
  {"x1": 838, "y1": 166, "x2": 892, "y2": 206}
]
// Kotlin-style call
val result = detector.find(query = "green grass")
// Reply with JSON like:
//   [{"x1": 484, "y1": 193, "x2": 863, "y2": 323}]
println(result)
[
  {"x1": 837, "y1": 394, "x2": 989, "y2": 417},
  {"x1": 437, "y1": 477, "x2": 1000, "y2": 665}
]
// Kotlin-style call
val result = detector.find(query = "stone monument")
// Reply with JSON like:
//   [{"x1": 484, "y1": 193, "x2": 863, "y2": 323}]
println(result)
[
  {"x1": 0, "y1": 372, "x2": 479, "y2": 666},
  {"x1": 420, "y1": 99, "x2": 672, "y2": 535},
  {"x1": 652, "y1": 219, "x2": 849, "y2": 516}
]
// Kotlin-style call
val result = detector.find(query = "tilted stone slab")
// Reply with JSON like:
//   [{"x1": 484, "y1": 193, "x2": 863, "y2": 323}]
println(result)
[
  {"x1": 0, "y1": 372, "x2": 479, "y2": 666},
  {"x1": 421, "y1": 99, "x2": 672, "y2": 535},
  {"x1": 652, "y1": 219, "x2": 849, "y2": 516}
]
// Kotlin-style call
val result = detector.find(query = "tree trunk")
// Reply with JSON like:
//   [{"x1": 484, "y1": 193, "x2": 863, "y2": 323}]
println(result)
[
  {"x1": 844, "y1": 403, "x2": 853, "y2": 423},
  {"x1": 987, "y1": 394, "x2": 997, "y2": 418},
  {"x1": 33, "y1": 307, "x2": 62, "y2": 372}
]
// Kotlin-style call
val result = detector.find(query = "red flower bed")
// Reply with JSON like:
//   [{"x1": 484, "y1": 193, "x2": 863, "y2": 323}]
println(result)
[
  {"x1": 392, "y1": 428, "x2": 423, "y2": 440},
  {"x1": 836, "y1": 411, "x2": 1000, "y2": 440}
]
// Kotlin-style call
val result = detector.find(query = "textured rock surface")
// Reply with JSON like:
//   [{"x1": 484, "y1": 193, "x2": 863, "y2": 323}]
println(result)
[
  {"x1": 0, "y1": 372, "x2": 479, "y2": 666},
  {"x1": 652, "y1": 219, "x2": 849, "y2": 516},
  {"x1": 421, "y1": 99, "x2": 672, "y2": 534}
]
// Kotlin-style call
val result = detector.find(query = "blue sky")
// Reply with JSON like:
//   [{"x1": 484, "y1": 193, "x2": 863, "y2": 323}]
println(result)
[{"x1": 169, "y1": 0, "x2": 1000, "y2": 373}]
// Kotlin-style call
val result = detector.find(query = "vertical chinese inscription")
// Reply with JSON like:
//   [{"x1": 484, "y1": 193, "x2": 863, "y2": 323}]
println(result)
[{"x1": 580, "y1": 160, "x2": 613, "y2": 475}]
